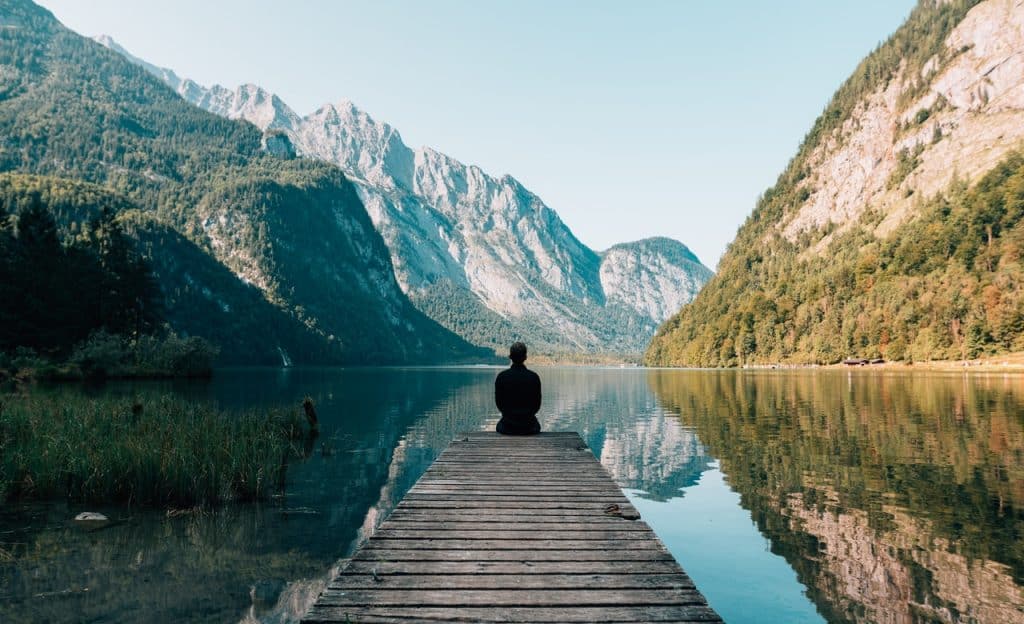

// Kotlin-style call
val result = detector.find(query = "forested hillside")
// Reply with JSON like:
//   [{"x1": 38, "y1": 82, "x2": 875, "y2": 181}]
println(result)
[
  {"x1": 647, "y1": 0, "x2": 1024, "y2": 366},
  {"x1": 0, "y1": 174, "x2": 348, "y2": 365},
  {"x1": 0, "y1": 0, "x2": 484, "y2": 364}
]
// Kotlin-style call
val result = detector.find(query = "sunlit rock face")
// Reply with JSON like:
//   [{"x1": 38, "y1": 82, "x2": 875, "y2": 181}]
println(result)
[
  {"x1": 99, "y1": 36, "x2": 713, "y2": 354},
  {"x1": 782, "y1": 0, "x2": 1024, "y2": 244},
  {"x1": 600, "y1": 238, "x2": 713, "y2": 325}
]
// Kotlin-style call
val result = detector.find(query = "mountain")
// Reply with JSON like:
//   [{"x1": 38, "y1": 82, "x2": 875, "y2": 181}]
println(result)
[
  {"x1": 647, "y1": 0, "x2": 1024, "y2": 366},
  {"x1": 0, "y1": 0, "x2": 484, "y2": 364},
  {"x1": 98, "y1": 37, "x2": 713, "y2": 355}
]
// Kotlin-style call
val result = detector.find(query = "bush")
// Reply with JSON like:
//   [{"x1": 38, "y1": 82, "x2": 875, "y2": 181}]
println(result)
[
  {"x1": 128, "y1": 333, "x2": 219, "y2": 377},
  {"x1": 69, "y1": 331, "x2": 127, "y2": 379}
]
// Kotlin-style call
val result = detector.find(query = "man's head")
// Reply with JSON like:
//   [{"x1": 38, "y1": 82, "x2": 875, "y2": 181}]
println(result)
[{"x1": 509, "y1": 341, "x2": 527, "y2": 364}]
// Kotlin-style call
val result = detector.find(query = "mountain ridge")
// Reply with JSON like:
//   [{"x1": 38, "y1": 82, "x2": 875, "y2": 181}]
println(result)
[{"x1": 95, "y1": 35, "x2": 713, "y2": 355}]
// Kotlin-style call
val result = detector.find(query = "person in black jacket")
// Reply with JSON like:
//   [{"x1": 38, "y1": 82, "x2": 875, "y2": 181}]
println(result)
[{"x1": 494, "y1": 342, "x2": 542, "y2": 435}]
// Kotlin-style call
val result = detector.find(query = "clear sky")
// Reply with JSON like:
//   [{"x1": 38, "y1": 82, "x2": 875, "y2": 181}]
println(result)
[{"x1": 39, "y1": 0, "x2": 916, "y2": 269}]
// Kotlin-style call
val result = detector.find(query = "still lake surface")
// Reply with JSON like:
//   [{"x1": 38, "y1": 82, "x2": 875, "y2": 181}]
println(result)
[{"x1": 1, "y1": 367, "x2": 1023, "y2": 623}]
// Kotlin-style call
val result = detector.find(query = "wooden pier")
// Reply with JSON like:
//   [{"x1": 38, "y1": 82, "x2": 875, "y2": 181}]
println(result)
[{"x1": 303, "y1": 432, "x2": 721, "y2": 623}]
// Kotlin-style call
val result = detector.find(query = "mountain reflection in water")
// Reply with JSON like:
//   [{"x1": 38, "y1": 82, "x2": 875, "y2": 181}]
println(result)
[
  {"x1": 650, "y1": 369, "x2": 1024, "y2": 624},
  {"x1": 2, "y1": 368, "x2": 1022, "y2": 623}
]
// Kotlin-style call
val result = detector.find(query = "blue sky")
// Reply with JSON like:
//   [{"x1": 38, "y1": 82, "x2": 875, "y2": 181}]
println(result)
[{"x1": 40, "y1": 0, "x2": 916, "y2": 268}]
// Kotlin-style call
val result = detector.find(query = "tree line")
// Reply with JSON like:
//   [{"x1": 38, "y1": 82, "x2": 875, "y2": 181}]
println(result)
[{"x1": 0, "y1": 191, "x2": 158, "y2": 354}]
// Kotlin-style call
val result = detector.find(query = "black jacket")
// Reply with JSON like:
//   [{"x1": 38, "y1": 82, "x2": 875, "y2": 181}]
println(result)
[{"x1": 494, "y1": 363, "x2": 542, "y2": 435}]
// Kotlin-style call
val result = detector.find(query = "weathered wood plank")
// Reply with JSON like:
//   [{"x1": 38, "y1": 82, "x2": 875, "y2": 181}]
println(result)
[
  {"x1": 304, "y1": 605, "x2": 722, "y2": 623},
  {"x1": 302, "y1": 432, "x2": 719, "y2": 623},
  {"x1": 440, "y1": 452, "x2": 596, "y2": 457},
  {"x1": 372, "y1": 528, "x2": 655, "y2": 539},
  {"x1": 409, "y1": 486, "x2": 626, "y2": 495},
  {"x1": 433, "y1": 458, "x2": 598, "y2": 463},
  {"x1": 416, "y1": 478, "x2": 617, "y2": 485},
  {"x1": 402, "y1": 495, "x2": 631, "y2": 503},
  {"x1": 385, "y1": 508, "x2": 635, "y2": 517},
  {"x1": 384, "y1": 512, "x2": 640, "y2": 523},
  {"x1": 316, "y1": 588, "x2": 707, "y2": 607},
  {"x1": 339, "y1": 560, "x2": 688, "y2": 576},
  {"x1": 395, "y1": 500, "x2": 637, "y2": 510},
  {"x1": 329, "y1": 573, "x2": 695, "y2": 590},
  {"x1": 352, "y1": 549, "x2": 675, "y2": 562},
  {"x1": 379, "y1": 520, "x2": 645, "y2": 531},
  {"x1": 422, "y1": 472, "x2": 613, "y2": 480},
  {"x1": 425, "y1": 465, "x2": 606, "y2": 470},
  {"x1": 388, "y1": 506, "x2": 638, "y2": 516},
  {"x1": 363, "y1": 538, "x2": 664, "y2": 551}
]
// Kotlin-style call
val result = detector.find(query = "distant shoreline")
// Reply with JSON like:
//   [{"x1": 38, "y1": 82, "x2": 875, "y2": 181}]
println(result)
[{"x1": 731, "y1": 352, "x2": 1024, "y2": 373}]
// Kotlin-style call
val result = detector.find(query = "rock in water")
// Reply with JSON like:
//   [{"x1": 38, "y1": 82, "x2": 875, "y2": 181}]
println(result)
[{"x1": 73, "y1": 512, "x2": 109, "y2": 526}]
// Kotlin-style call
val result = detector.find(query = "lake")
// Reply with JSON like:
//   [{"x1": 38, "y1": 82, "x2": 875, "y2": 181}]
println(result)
[{"x1": 1, "y1": 367, "x2": 1022, "y2": 623}]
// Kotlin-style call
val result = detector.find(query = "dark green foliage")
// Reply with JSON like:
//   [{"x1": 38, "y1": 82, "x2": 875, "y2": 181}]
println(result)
[
  {"x1": 0, "y1": 0, "x2": 483, "y2": 364},
  {"x1": 646, "y1": 0, "x2": 994, "y2": 367},
  {"x1": 648, "y1": 152, "x2": 1024, "y2": 365},
  {"x1": 0, "y1": 179, "x2": 159, "y2": 353},
  {"x1": 68, "y1": 331, "x2": 219, "y2": 379}
]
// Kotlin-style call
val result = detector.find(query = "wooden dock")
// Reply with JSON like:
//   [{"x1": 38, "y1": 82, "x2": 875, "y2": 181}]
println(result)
[{"x1": 303, "y1": 432, "x2": 721, "y2": 623}]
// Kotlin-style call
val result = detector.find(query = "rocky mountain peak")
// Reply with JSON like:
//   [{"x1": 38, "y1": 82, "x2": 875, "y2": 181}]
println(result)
[
  {"x1": 600, "y1": 238, "x2": 713, "y2": 324},
  {"x1": 301, "y1": 99, "x2": 414, "y2": 190}
]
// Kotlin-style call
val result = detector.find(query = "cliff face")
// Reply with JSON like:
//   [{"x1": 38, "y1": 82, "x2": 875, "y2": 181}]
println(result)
[
  {"x1": 647, "y1": 0, "x2": 1024, "y2": 366},
  {"x1": 98, "y1": 38, "x2": 713, "y2": 355},
  {"x1": 785, "y1": 0, "x2": 1024, "y2": 242},
  {"x1": 600, "y1": 238, "x2": 713, "y2": 325}
]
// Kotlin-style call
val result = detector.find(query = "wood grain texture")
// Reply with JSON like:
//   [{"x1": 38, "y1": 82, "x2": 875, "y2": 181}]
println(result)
[{"x1": 300, "y1": 431, "x2": 721, "y2": 623}]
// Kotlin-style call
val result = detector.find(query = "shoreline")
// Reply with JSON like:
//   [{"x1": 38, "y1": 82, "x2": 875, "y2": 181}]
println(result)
[{"x1": 732, "y1": 352, "x2": 1024, "y2": 373}]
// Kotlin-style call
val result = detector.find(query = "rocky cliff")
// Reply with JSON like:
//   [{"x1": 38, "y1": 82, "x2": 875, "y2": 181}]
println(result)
[
  {"x1": 99, "y1": 38, "x2": 713, "y2": 355},
  {"x1": 647, "y1": 0, "x2": 1024, "y2": 366}
]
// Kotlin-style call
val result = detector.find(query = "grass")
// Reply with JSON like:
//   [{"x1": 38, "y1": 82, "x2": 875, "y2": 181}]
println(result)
[{"x1": 0, "y1": 394, "x2": 307, "y2": 507}]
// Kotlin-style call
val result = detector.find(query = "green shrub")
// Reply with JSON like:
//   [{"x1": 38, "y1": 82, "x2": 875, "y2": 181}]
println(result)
[{"x1": 69, "y1": 331, "x2": 126, "y2": 378}]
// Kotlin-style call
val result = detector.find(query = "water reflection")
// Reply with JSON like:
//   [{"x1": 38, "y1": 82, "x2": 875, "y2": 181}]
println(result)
[
  {"x1": 1, "y1": 368, "x2": 719, "y2": 622},
  {"x1": 4, "y1": 368, "x2": 1022, "y2": 623},
  {"x1": 650, "y1": 369, "x2": 1024, "y2": 624}
]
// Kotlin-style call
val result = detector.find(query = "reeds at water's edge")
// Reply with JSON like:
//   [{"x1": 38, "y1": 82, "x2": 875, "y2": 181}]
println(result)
[{"x1": 0, "y1": 394, "x2": 308, "y2": 506}]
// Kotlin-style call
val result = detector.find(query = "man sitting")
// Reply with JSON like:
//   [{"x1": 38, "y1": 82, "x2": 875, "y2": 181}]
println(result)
[{"x1": 494, "y1": 342, "x2": 542, "y2": 435}]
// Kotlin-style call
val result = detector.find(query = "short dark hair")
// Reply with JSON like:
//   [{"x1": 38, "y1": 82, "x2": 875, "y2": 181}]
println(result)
[{"x1": 509, "y1": 342, "x2": 527, "y2": 363}]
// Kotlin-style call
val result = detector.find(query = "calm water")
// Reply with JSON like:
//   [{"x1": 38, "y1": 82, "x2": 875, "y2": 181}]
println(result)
[{"x1": 1, "y1": 367, "x2": 1023, "y2": 623}]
